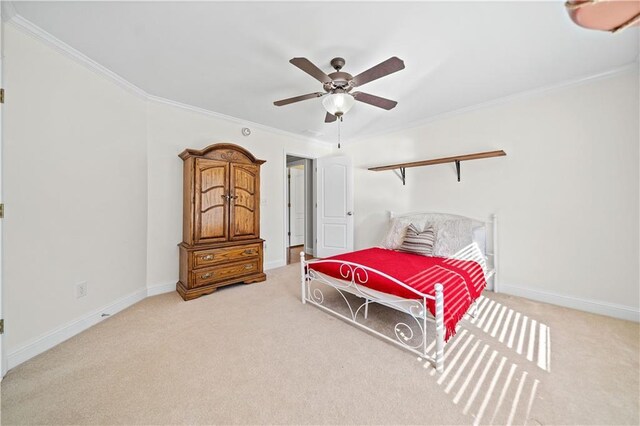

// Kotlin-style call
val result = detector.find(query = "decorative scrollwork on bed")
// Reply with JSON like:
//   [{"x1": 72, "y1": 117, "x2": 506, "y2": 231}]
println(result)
[
  {"x1": 395, "y1": 321, "x2": 424, "y2": 349},
  {"x1": 299, "y1": 212, "x2": 496, "y2": 373},
  {"x1": 310, "y1": 287, "x2": 324, "y2": 305},
  {"x1": 303, "y1": 259, "x2": 435, "y2": 358}
]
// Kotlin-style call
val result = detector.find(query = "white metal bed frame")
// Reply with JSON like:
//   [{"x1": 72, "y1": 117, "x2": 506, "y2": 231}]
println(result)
[{"x1": 300, "y1": 212, "x2": 498, "y2": 373}]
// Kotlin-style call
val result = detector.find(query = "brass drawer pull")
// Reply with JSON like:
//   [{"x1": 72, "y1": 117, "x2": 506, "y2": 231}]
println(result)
[
  {"x1": 201, "y1": 272, "x2": 213, "y2": 279},
  {"x1": 244, "y1": 264, "x2": 253, "y2": 270},
  {"x1": 243, "y1": 249, "x2": 255, "y2": 255},
  {"x1": 201, "y1": 254, "x2": 214, "y2": 261}
]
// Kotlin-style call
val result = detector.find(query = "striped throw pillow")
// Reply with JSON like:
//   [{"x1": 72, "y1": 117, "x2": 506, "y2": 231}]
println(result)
[{"x1": 398, "y1": 224, "x2": 436, "y2": 256}]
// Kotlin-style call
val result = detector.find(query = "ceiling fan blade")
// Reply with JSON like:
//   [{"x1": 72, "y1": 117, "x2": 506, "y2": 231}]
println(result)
[
  {"x1": 273, "y1": 92, "x2": 325, "y2": 106},
  {"x1": 290, "y1": 57, "x2": 333, "y2": 84},
  {"x1": 352, "y1": 92, "x2": 398, "y2": 110},
  {"x1": 351, "y1": 57, "x2": 405, "y2": 87},
  {"x1": 325, "y1": 112, "x2": 337, "y2": 123}
]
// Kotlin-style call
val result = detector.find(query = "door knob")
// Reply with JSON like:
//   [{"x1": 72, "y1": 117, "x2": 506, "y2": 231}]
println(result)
[{"x1": 347, "y1": 211, "x2": 353, "y2": 216}]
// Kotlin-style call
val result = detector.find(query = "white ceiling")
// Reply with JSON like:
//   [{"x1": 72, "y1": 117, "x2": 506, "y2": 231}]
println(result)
[{"x1": 10, "y1": 1, "x2": 640, "y2": 143}]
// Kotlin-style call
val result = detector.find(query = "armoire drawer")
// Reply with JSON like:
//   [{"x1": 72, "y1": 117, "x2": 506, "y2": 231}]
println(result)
[
  {"x1": 191, "y1": 259, "x2": 260, "y2": 287},
  {"x1": 193, "y1": 244, "x2": 261, "y2": 268}
]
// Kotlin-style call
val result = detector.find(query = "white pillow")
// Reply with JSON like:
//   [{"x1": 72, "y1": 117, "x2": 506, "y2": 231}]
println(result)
[
  {"x1": 380, "y1": 216, "x2": 427, "y2": 250},
  {"x1": 432, "y1": 218, "x2": 473, "y2": 257}
]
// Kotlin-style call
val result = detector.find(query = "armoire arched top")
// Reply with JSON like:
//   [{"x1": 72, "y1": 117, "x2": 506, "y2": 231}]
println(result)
[{"x1": 179, "y1": 142, "x2": 266, "y2": 165}]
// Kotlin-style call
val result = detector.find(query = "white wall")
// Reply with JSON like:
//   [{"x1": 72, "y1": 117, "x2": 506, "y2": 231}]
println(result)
[
  {"x1": 341, "y1": 67, "x2": 639, "y2": 319},
  {"x1": 145, "y1": 102, "x2": 331, "y2": 290},
  {"x1": 3, "y1": 25, "x2": 148, "y2": 354},
  {"x1": 2, "y1": 22, "x2": 331, "y2": 368}
]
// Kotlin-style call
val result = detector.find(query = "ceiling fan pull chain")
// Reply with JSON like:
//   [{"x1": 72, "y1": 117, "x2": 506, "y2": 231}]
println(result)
[{"x1": 338, "y1": 118, "x2": 341, "y2": 149}]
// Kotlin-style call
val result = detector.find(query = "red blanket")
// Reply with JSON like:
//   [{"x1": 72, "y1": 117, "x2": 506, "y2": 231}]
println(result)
[{"x1": 308, "y1": 248, "x2": 486, "y2": 340}]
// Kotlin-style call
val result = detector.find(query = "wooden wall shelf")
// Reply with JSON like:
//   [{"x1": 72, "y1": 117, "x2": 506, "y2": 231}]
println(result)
[{"x1": 368, "y1": 150, "x2": 506, "y2": 185}]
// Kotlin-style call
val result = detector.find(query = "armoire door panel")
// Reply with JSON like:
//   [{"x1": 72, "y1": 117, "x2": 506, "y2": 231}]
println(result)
[
  {"x1": 195, "y1": 159, "x2": 229, "y2": 243},
  {"x1": 230, "y1": 164, "x2": 260, "y2": 240}
]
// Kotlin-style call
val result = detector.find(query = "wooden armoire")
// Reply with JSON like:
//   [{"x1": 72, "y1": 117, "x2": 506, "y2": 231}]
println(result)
[{"x1": 177, "y1": 143, "x2": 266, "y2": 300}]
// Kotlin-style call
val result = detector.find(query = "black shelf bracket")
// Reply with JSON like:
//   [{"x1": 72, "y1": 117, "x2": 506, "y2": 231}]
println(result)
[
  {"x1": 455, "y1": 160, "x2": 461, "y2": 182},
  {"x1": 393, "y1": 167, "x2": 407, "y2": 185}
]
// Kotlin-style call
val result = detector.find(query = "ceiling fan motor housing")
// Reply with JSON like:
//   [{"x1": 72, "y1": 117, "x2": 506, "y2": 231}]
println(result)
[
  {"x1": 324, "y1": 57, "x2": 355, "y2": 93},
  {"x1": 323, "y1": 71, "x2": 354, "y2": 93}
]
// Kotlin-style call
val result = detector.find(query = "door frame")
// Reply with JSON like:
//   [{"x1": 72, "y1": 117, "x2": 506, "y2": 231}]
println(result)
[
  {"x1": 282, "y1": 151, "x2": 316, "y2": 264},
  {"x1": 286, "y1": 162, "x2": 305, "y2": 248},
  {"x1": 1, "y1": 3, "x2": 6, "y2": 378}
]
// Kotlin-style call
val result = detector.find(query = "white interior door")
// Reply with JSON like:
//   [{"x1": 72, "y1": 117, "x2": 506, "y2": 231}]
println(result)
[
  {"x1": 289, "y1": 167, "x2": 305, "y2": 246},
  {"x1": 316, "y1": 156, "x2": 354, "y2": 258}
]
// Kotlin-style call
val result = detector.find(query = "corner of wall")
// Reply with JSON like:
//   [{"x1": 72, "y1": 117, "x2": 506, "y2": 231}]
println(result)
[{"x1": 144, "y1": 98, "x2": 152, "y2": 290}]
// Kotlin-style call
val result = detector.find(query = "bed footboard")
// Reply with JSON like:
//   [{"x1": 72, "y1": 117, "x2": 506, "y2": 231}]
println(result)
[{"x1": 300, "y1": 251, "x2": 446, "y2": 373}]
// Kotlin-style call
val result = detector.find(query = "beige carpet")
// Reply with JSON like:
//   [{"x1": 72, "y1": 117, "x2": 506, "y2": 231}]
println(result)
[{"x1": 2, "y1": 263, "x2": 639, "y2": 425}]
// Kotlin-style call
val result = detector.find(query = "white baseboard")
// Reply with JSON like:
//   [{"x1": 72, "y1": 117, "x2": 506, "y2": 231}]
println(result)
[
  {"x1": 6, "y1": 287, "x2": 148, "y2": 371},
  {"x1": 500, "y1": 283, "x2": 640, "y2": 322},
  {"x1": 146, "y1": 281, "x2": 176, "y2": 297},
  {"x1": 265, "y1": 259, "x2": 286, "y2": 270},
  {"x1": 6, "y1": 263, "x2": 293, "y2": 372}
]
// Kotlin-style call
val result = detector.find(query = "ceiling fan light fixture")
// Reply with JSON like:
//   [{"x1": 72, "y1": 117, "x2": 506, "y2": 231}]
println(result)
[
  {"x1": 273, "y1": 56, "x2": 404, "y2": 123},
  {"x1": 322, "y1": 92, "x2": 355, "y2": 117}
]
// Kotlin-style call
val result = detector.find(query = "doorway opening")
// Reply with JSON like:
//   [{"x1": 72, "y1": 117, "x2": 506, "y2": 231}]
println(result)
[{"x1": 285, "y1": 155, "x2": 315, "y2": 265}]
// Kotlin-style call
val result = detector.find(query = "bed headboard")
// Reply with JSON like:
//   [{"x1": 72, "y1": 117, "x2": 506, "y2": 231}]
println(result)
[{"x1": 388, "y1": 211, "x2": 499, "y2": 292}]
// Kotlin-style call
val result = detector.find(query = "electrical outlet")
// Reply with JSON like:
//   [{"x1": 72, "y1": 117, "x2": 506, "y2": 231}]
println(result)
[{"x1": 76, "y1": 282, "x2": 88, "y2": 299}]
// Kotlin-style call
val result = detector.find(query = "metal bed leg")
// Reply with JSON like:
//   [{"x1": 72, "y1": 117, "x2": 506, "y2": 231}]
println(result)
[
  {"x1": 364, "y1": 299, "x2": 369, "y2": 319},
  {"x1": 493, "y1": 214, "x2": 499, "y2": 293},
  {"x1": 434, "y1": 283, "x2": 445, "y2": 373},
  {"x1": 423, "y1": 297, "x2": 428, "y2": 359},
  {"x1": 300, "y1": 251, "x2": 306, "y2": 304}
]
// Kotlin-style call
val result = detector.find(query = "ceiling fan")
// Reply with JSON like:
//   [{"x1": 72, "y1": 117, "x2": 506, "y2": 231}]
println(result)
[{"x1": 273, "y1": 56, "x2": 405, "y2": 123}]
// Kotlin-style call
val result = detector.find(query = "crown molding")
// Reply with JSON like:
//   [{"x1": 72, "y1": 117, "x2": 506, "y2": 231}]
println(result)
[
  {"x1": 7, "y1": 14, "x2": 331, "y2": 147},
  {"x1": 343, "y1": 60, "x2": 640, "y2": 146},
  {"x1": 8, "y1": 14, "x2": 149, "y2": 99},
  {"x1": 147, "y1": 94, "x2": 329, "y2": 147},
  {"x1": 8, "y1": 12, "x2": 637, "y2": 149}
]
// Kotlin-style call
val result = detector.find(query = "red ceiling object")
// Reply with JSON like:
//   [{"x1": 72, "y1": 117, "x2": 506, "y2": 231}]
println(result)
[{"x1": 566, "y1": 0, "x2": 640, "y2": 32}]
